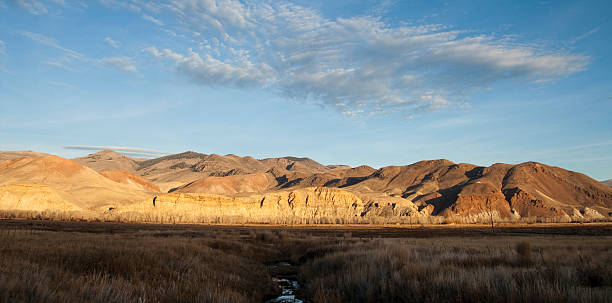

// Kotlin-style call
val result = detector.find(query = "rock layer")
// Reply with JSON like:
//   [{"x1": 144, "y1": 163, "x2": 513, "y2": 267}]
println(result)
[{"x1": 120, "y1": 187, "x2": 371, "y2": 223}]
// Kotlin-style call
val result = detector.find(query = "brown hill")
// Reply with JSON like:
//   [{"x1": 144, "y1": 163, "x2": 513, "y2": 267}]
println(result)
[
  {"x1": 134, "y1": 151, "x2": 210, "y2": 185},
  {"x1": 76, "y1": 150, "x2": 337, "y2": 187},
  {"x1": 342, "y1": 160, "x2": 612, "y2": 220},
  {"x1": 278, "y1": 172, "x2": 340, "y2": 189},
  {"x1": 320, "y1": 165, "x2": 377, "y2": 188},
  {"x1": 499, "y1": 162, "x2": 611, "y2": 218},
  {"x1": 74, "y1": 150, "x2": 141, "y2": 172},
  {"x1": 273, "y1": 165, "x2": 375, "y2": 190},
  {"x1": 191, "y1": 154, "x2": 267, "y2": 175},
  {"x1": 603, "y1": 179, "x2": 612, "y2": 187},
  {"x1": 0, "y1": 156, "x2": 150, "y2": 210},
  {"x1": 121, "y1": 151, "x2": 612, "y2": 221},
  {"x1": 100, "y1": 170, "x2": 161, "y2": 192},
  {"x1": 5, "y1": 150, "x2": 610, "y2": 222},
  {"x1": 346, "y1": 159, "x2": 462, "y2": 196},
  {"x1": 339, "y1": 165, "x2": 376, "y2": 177},
  {"x1": 173, "y1": 173, "x2": 274, "y2": 195},
  {"x1": 260, "y1": 156, "x2": 330, "y2": 174}
]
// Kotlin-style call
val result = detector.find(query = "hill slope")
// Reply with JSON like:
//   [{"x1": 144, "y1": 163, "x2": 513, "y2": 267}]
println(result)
[
  {"x1": 76, "y1": 150, "x2": 345, "y2": 186},
  {"x1": 74, "y1": 150, "x2": 141, "y2": 172},
  {"x1": 100, "y1": 170, "x2": 161, "y2": 192},
  {"x1": 0, "y1": 184, "x2": 82, "y2": 212},
  {"x1": 0, "y1": 151, "x2": 50, "y2": 162},
  {"x1": 173, "y1": 173, "x2": 273, "y2": 195},
  {"x1": 0, "y1": 156, "x2": 151, "y2": 210},
  {"x1": 341, "y1": 160, "x2": 612, "y2": 220}
]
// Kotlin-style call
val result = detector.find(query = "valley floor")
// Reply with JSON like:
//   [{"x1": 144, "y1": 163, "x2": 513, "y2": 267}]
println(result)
[{"x1": 0, "y1": 220, "x2": 610, "y2": 302}]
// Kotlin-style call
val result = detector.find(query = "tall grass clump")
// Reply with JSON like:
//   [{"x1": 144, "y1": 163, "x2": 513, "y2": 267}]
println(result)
[
  {"x1": 0, "y1": 228, "x2": 278, "y2": 302},
  {"x1": 298, "y1": 237, "x2": 612, "y2": 303}
]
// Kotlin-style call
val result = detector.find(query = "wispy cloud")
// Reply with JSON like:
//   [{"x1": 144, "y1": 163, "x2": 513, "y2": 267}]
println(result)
[
  {"x1": 569, "y1": 26, "x2": 600, "y2": 44},
  {"x1": 142, "y1": 14, "x2": 163, "y2": 26},
  {"x1": 104, "y1": 37, "x2": 120, "y2": 48},
  {"x1": 146, "y1": 47, "x2": 273, "y2": 87},
  {"x1": 100, "y1": 56, "x2": 138, "y2": 72},
  {"x1": 21, "y1": 31, "x2": 84, "y2": 59},
  {"x1": 21, "y1": 31, "x2": 138, "y2": 73},
  {"x1": 48, "y1": 81, "x2": 77, "y2": 89},
  {"x1": 43, "y1": 57, "x2": 78, "y2": 72},
  {"x1": 64, "y1": 145, "x2": 168, "y2": 157},
  {"x1": 369, "y1": 0, "x2": 396, "y2": 16},
  {"x1": 0, "y1": 40, "x2": 5, "y2": 56},
  {"x1": 16, "y1": 0, "x2": 47, "y2": 15},
  {"x1": 135, "y1": 0, "x2": 588, "y2": 116},
  {"x1": 99, "y1": 0, "x2": 142, "y2": 12}
]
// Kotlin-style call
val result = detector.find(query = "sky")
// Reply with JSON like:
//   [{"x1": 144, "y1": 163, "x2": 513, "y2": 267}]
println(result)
[{"x1": 0, "y1": 0, "x2": 611, "y2": 180}]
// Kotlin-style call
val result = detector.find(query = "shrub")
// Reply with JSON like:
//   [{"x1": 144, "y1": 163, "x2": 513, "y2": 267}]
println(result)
[{"x1": 516, "y1": 240, "x2": 532, "y2": 265}]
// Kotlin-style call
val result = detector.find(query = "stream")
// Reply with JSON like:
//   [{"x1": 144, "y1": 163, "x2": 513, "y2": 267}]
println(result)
[{"x1": 265, "y1": 262, "x2": 303, "y2": 303}]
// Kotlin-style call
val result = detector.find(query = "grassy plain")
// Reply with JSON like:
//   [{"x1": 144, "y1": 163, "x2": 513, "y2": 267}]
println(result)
[{"x1": 0, "y1": 220, "x2": 610, "y2": 302}]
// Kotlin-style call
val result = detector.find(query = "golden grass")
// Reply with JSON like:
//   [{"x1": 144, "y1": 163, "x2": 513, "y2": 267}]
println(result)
[
  {"x1": 298, "y1": 236, "x2": 612, "y2": 302},
  {"x1": 1, "y1": 208, "x2": 610, "y2": 225},
  {"x1": 0, "y1": 220, "x2": 610, "y2": 302},
  {"x1": 0, "y1": 227, "x2": 278, "y2": 302}
]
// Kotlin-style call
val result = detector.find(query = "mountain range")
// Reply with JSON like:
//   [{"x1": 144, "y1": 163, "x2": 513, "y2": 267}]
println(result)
[{"x1": 0, "y1": 149, "x2": 610, "y2": 223}]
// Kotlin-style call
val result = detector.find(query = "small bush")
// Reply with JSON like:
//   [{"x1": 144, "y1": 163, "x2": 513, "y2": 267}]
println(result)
[
  {"x1": 255, "y1": 230, "x2": 278, "y2": 242},
  {"x1": 577, "y1": 265, "x2": 610, "y2": 287},
  {"x1": 516, "y1": 240, "x2": 532, "y2": 265}
]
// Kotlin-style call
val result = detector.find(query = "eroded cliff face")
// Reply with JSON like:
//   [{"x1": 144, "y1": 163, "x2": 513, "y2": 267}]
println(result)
[
  {"x1": 118, "y1": 187, "x2": 373, "y2": 223},
  {"x1": 502, "y1": 187, "x2": 568, "y2": 218},
  {"x1": 451, "y1": 182, "x2": 512, "y2": 219}
]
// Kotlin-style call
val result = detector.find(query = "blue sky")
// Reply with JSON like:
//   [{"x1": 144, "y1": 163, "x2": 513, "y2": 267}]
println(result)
[{"x1": 0, "y1": 0, "x2": 611, "y2": 180}]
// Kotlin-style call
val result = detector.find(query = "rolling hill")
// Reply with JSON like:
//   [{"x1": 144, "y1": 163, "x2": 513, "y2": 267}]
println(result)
[
  {"x1": 0, "y1": 155, "x2": 152, "y2": 211},
  {"x1": 77, "y1": 150, "x2": 612, "y2": 220},
  {"x1": 74, "y1": 149, "x2": 141, "y2": 172},
  {"x1": 1, "y1": 150, "x2": 610, "y2": 222}
]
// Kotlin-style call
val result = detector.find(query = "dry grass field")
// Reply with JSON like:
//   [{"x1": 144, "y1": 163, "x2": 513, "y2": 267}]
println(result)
[{"x1": 0, "y1": 220, "x2": 610, "y2": 302}]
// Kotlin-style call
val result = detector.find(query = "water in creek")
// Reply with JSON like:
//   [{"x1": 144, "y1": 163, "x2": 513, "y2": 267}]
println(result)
[{"x1": 265, "y1": 262, "x2": 303, "y2": 303}]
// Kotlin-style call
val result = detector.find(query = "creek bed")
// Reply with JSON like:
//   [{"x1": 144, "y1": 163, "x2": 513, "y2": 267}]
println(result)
[{"x1": 266, "y1": 262, "x2": 303, "y2": 303}]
